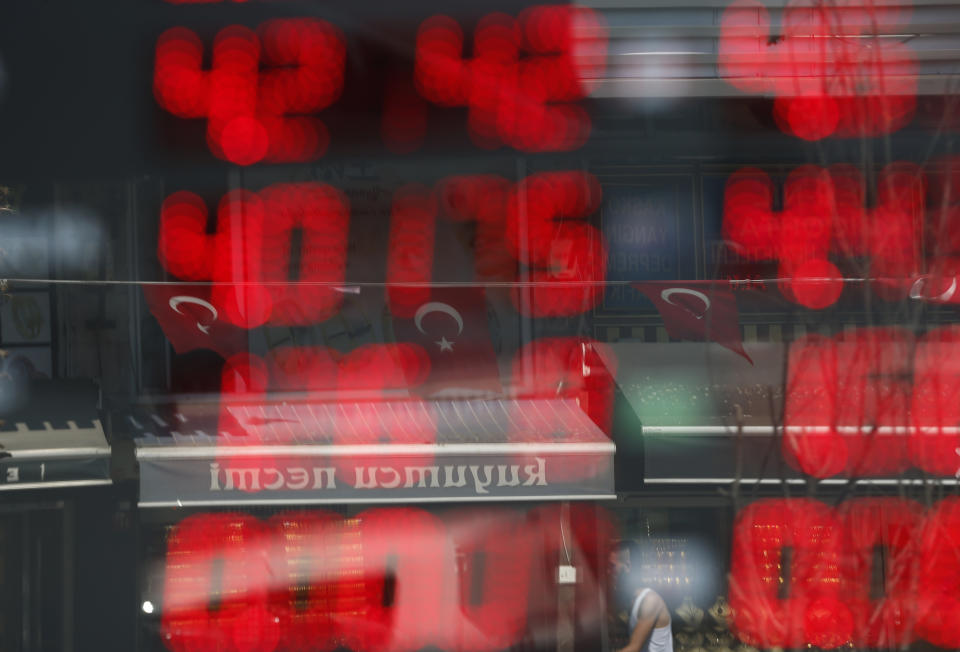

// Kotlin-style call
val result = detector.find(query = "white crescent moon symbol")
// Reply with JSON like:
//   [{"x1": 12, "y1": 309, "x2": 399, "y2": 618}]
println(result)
[
  {"x1": 169, "y1": 295, "x2": 218, "y2": 335},
  {"x1": 414, "y1": 302, "x2": 464, "y2": 336},
  {"x1": 938, "y1": 277, "x2": 959, "y2": 302},
  {"x1": 910, "y1": 276, "x2": 959, "y2": 303},
  {"x1": 660, "y1": 288, "x2": 711, "y2": 319}
]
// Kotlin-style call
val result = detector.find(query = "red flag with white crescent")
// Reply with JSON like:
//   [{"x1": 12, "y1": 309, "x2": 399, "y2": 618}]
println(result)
[
  {"x1": 142, "y1": 284, "x2": 248, "y2": 359},
  {"x1": 391, "y1": 286, "x2": 503, "y2": 397},
  {"x1": 631, "y1": 282, "x2": 753, "y2": 364}
]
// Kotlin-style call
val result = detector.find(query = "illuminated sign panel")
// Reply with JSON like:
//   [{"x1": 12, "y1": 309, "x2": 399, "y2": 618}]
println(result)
[
  {"x1": 154, "y1": 506, "x2": 616, "y2": 652},
  {"x1": 730, "y1": 497, "x2": 960, "y2": 649},
  {"x1": 152, "y1": 5, "x2": 607, "y2": 163},
  {"x1": 155, "y1": 174, "x2": 608, "y2": 328}
]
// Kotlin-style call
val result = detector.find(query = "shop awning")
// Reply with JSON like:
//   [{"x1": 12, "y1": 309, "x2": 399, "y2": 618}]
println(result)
[
  {"x1": 129, "y1": 397, "x2": 616, "y2": 506},
  {"x1": 0, "y1": 380, "x2": 111, "y2": 490}
]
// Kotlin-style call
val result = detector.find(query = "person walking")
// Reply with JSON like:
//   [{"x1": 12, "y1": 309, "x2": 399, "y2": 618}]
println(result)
[{"x1": 610, "y1": 541, "x2": 675, "y2": 652}]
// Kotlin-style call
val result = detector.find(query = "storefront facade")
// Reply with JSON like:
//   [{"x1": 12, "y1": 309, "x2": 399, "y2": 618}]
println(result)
[{"x1": 2, "y1": 0, "x2": 960, "y2": 650}]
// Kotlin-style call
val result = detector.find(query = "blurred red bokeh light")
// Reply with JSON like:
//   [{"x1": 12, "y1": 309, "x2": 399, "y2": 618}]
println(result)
[
  {"x1": 161, "y1": 506, "x2": 617, "y2": 652},
  {"x1": 783, "y1": 326, "x2": 960, "y2": 478},
  {"x1": 722, "y1": 163, "x2": 926, "y2": 307},
  {"x1": 730, "y1": 497, "x2": 939, "y2": 649},
  {"x1": 154, "y1": 19, "x2": 345, "y2": 165},
  {"x1": 383, "y1": 171, "x2": 607, "y2": 319},
  {"x1": 158, "y1": 183, "x2": 350, "y2": 328},
  {"x1": 414, "y1": 5, "x2": 607, "y2": 152},
  {"x1": 719, "y1": 0, "x2": 917, "y2": 140}
]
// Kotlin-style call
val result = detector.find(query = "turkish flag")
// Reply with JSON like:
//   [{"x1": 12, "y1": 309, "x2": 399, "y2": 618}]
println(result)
[
  {"x1": 391, "y1": 286, "x2": 503, "y2": 397},
  {"x1": 631, "y1": 282, "x2": 753, "y2": 364},
  {"x1": 142, "y1": 284, "x2": 248, "y2": 359}
]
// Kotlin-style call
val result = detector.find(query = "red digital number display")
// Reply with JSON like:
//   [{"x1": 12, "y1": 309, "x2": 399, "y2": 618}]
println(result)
[
  {"x1": 159, "y1": 183, "x2": 350, "y2": 328},
  {"x1": 153, "y1": 5, "x2": 614, "y2": 493},
  {"x1": 785, "y1": 326, "x2": 960, "y2": 477},
  {"x1": 719, "y1": 0, "x2": 917, "y2": 140},
  {"x1": 154, "y1": 20, "x2": 346, "y2": 165},
  {"x1": 721, "y1": 162, "x2": 956, "y2": 308},
  {"x1": 154, "y1": 5, "x2": 607, "y2": 161},
  {"x1": 160, "y1": 505, "x2": 616, "y2": 652},
  {"x1": 159, "y1": 171, "x2": 607, "y2": 327},
  {"x1": 730, "y1": 497, "x2": 960, "y2": 649},
  {"x1": 414, "y1": 5, "x2": 606, "y2": 152}
]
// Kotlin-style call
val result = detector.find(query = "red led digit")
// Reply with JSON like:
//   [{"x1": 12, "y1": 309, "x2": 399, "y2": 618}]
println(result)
[
  {"x1": 155, "y1": 28, "x2": 210, "y2": 119},
  {"x1": 722, "y1": 163, "x2": 928, "y2": 308},
  {"x1": 441, "y1": 509, "x2": 534, "y2": 652},
  {"x1": 911, "y1": 326, "x2": 960, "y2": 475},
  {"x1": 505, "y1": 171, "x2": 607, "y2": 317},
  {"x1": 205, "y1": 26, "x2": 264, "y2": 165},
  {"x1": 160, "y1": 189, "x2": 273, "y2": 328},
  {"x1": 266, "y1": 511, "x2": 341, "y2": 652},
  {"x1": 837, "y1": 498, "x2": 922, "y2": 649},
  {"x1": 157, "y1": 183, "x2": 350, "y2": 329},
  {"x1": 723, "y1": 165, "x2": 841, "y2": 309},
  {"x1": 719, "y1": 0, "x2": 916, "y2": 140},
  {"x1": 158, "y1": 190, "x2": 214, "y2": 280},
  {"x1": 785, "y1": 330, "x2": 913, "y2": 477},
  {"x1": 256, "y1": 183, "x2": 350, "y2": 325},
  {"x1": 830, "y1": 164, "x2": 870, "y2": 257},
  {"x1": 414, "y1": 5, "x2": 607, "y2": 152},
  {"x1": 255, "y1": 18, "x2": 345, "y2": 162},
  {"x1": 161, "y1": 513, "x2": 276, "y2": 652},
  {"x1": 509, "y1": 337, "x2": 616, "y2": 480},
  {"x1": 783, "y1": 334, "x2": 842, "y2": 476},
  {"x1": 386, "y1": 185, "x2": 438, "y2": 319},
  {"x1": 729, "y1": 499, "x2": 851, "y2": 649},
  {"x1": 868, "y1": 163, "x2": 926, "y2": 301},
  {"x1": 721, "y1": 167, "x2": 777, "y2": 261},
  {"x1": 154, "y1": 19, "x2": 345, "y2": 165},
  {"x1": 778, "y1": 166, "x2": 839, "y2": 308},
  {"x1": 833, "y1": 329, "x2": 913, "y2": 475},
  {"x1": 386, "y1": 175, "x2": 515, "y2": 319},
  {"x1": 336, "y1": 508, "x2": 450, "y2": 652},
  {"x1": 917, "y1": 497, "x2": 960, "y2": 647},
  {"x1": 209, "y1": 190, "x2": 275, "y2": 328},
  {"x1": 437, "y1": 175, "x2": 514, "y2": 282}
]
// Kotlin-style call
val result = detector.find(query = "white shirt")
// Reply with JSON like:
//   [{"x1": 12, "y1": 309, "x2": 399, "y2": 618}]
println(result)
[{"x1": 628, "y1": 589, "x2": 674, "y2": 652}]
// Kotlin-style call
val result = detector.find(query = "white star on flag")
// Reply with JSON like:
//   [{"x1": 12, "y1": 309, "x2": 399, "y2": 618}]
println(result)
[{"x1": 435, "y1": 336, "x2": 455, "y2": 353}]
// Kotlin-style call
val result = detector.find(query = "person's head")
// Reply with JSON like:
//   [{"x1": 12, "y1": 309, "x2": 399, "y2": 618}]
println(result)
[
  {"x1": 610, "y1": 540, "x2": 643, "y2": 608},
  {"x1": 611, "y1": 540, "x2": 640, "y2": 575}
]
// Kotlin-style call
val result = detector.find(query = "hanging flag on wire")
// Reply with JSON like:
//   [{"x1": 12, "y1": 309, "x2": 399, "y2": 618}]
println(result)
[
  {"x1": 631, "y1": 282, "x2": 753, "y2": 364},
  {"x1": 142, "y1": 284, "x2": 248, "y2": 359},
  {"x1": 391, "y1": 286, "x2": 503, "y2": 397}
]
